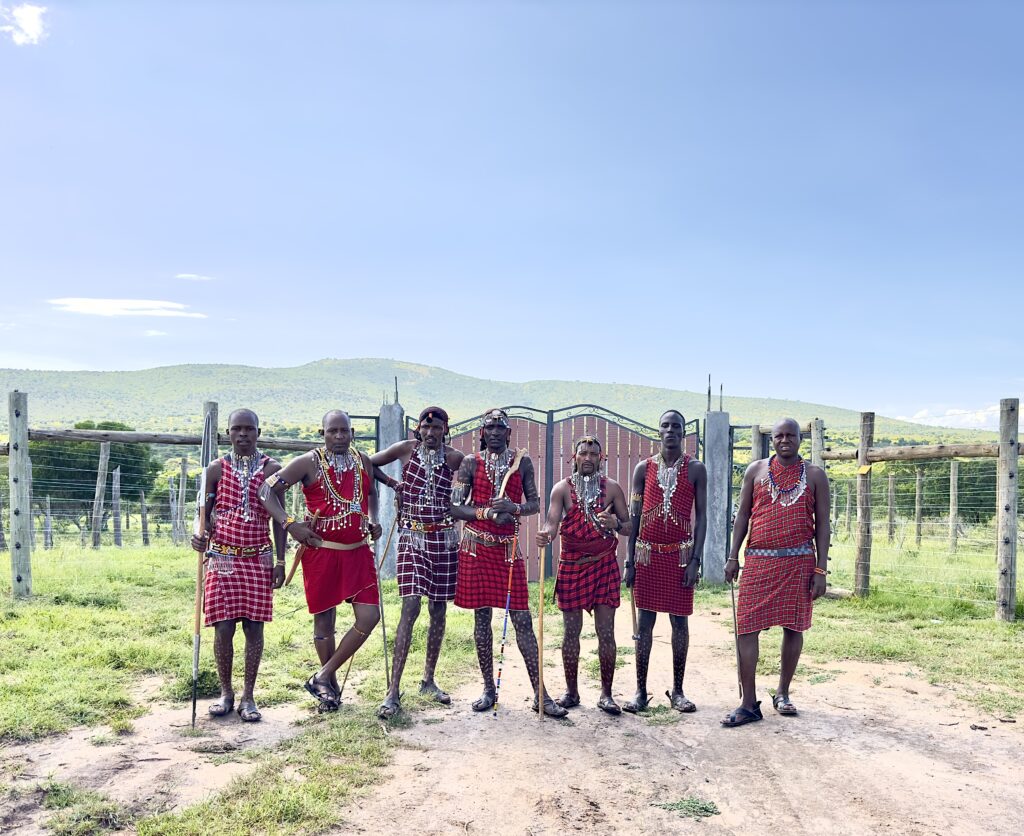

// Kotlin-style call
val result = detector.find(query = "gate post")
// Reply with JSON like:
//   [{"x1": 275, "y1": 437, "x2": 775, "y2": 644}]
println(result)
[
  {"x1": 703, "y1": 410, "x2": 731, "y2": 584},
  {"x1": 995, "y1": 398, "x2": 1018, "y2": 622},
  {"x1": 376, "y1": 396, "x2": 405, "y2": 579},
  {"x1": 8, "y1": 391, "x2": 32, "y2": 597}
]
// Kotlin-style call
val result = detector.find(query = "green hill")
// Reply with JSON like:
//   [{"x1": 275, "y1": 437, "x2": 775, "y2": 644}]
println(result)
[{"x1": 0, "y1": 358, "x2": 991, "y2": 443}]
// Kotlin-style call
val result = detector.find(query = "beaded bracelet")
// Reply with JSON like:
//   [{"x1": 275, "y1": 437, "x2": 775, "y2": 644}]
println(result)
[
  {"x1": 813, "y1": 567, "x2": 828, "y2": 576},
  {"x1": 475, "y1": 507, "x2": 486, "y2": 521}
]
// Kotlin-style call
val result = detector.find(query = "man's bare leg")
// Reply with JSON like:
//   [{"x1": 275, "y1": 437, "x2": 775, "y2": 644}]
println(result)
[
  {"x1": 209, "y1": 620, "x2": 236, "y2": 715},
  {"x1": 420, "y1": 600, "x2": 450, "y2": 703},
  {"x1": 238, "y1": 619, "x2": 264, "y2": 721},
  {"x1": 471, "y1": 607, "x2": 496, "y2": 710},
  {"x1": 379, "y1": 597, "x2": 421, "y2": 717},
  {"x1": 557, "y1": 609, "x2": 583, "y2": 708},
  {"x1": 594, "y1": 604, "x2": 620, "y2": 714},
  {"x1": 667, "y1": 613, "x2": 695, "y2": 712},
  {"x1": 317, "y1": 603, "x2": 380, "y2": 680},
  {"x1": 623, "y1": 609, "x2": 656, "y2": 712},
  {"x1": 311, "y1": 608, "x2": 339, "y2": 692},
  {"x1": 774, "y1": 627, "x2": 803, "y2": 714},
  {"x1": 509, "y1": 610, "x2": 567, "y2": 718}
]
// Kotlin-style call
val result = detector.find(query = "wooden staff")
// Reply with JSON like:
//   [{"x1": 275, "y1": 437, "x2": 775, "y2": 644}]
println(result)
[
  {"x1": 285, "y1": 510, "x2": 321, "y2": 586},
  {"x1": 191, "y1": 410, "x2": 214, "y2": 728},
  {"x1": 730, "y1": 579, "x2": 742, "y2": 699},
  {"x1": 537, "y1": 546, "x2": 545, "y2": 721},
  {"x1": 374, "y1": 514, "x2": 400, "y2": 690}
]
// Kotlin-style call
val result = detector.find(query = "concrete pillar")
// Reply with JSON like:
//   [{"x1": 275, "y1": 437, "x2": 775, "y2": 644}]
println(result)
[
  {"x1": 376, "y1": 398, "x2": 405, "y2": 579},
  {"x1": 703, "y1": 410, "x2": 731, "y2": 584}
]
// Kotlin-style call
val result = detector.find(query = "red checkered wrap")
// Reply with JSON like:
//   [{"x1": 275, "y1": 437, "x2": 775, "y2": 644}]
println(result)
[
  {"x1": 203, "y1": 555, "x2": 273, "y2": 625},
  {"x1": 300, "y1": 465, "x2": 379, "y2": 614},
  {"x1": 454, "y1": 452, "x2": 528, "y2": 610},
  {"x1": 736, "y1": 553, "x2": 815, "y2": 634},
  {"x1": 635, "y1": 455, "x2": 695, "y2": 616},
  {"x1": 747, "y1": 462, "x2": 816, "y2": 550},
  {"x1": 556, "y1": 542, "x2": 620, "y2": 612},
  {"x1": 212, "y1": 454, "x2": 272, "y2": 551}
]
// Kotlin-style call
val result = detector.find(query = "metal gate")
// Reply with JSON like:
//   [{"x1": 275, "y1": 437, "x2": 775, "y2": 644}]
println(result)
[{"x1": 416, "y1": 405, "x2": 700, "y2": 579}]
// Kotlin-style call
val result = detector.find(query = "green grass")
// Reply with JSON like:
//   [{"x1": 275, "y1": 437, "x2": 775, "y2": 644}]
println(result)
[
  {"x1": 38, "y1": 780, "x2": 132, "y2": 836},
  {"x1": 652, "y1": 797, "x2": 720, "y2": 819}
]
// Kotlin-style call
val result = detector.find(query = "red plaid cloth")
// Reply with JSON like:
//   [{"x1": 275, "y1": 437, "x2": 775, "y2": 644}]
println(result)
[
  {"x1": 635, "y1": 455, "x2": 695, "y2": 616},
  {"x1": 204, "y1": 555, "x2": 273, "y2": 625},
  {"x1": 747, "y1": 459, "x2": 816, "y2": 550},
  {"x1": 454, "y1": 452, "x2": 528, "y2": 610},
  {"x1": 300, "y1": 464, "x2": 379, "y2": 614},
  {"x1": 556, "y1": 546, "x2": 620, "y2": 612},
  {"x1": 736, "y1": 554, "x2": 815, "y2": 634},
  {"x1": 212, "y1": 454, "x2": 272, "y2": 551}
]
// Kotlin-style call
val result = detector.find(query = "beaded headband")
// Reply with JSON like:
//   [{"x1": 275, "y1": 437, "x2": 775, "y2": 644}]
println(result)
[
  {"x1": 418, "y1": 406, "x2": 449, "y2": 426},
  {"x1": 481, "y1": 408, "x2": 510, "y2": 428}
]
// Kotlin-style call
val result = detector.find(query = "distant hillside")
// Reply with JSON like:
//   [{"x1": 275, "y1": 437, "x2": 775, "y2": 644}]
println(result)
[{"x1": 0, "y1": 358, "x2": 990, "y2": 443}]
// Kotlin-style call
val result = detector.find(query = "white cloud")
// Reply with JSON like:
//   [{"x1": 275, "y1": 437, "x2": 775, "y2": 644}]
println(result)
[
  {"x1": 48, "y1": 298, "x2": 207, "y2": 318},
  {"x1": 0, "y1": 3, "x2": 48, "y2": 46},
  {"x1": 143, "y1": 329, "x2": 168, "y2": 337},
  {"x1": 896, "y1": 404, "x2": 1000, "y2": 431},
  {"x1": 175, "y1": 273, "x2": 216, "y2": 282}
]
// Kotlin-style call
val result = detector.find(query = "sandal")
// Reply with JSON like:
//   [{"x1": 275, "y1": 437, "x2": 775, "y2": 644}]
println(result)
[
  {"x1": 666, "y1": 690, "x2": 697, "y2": 713},
  {"x1": 208, "y1": 695, "x2": 235, "y2": 717},
  {"x1": 773, "y1": 693, "x2": 798, "y2": 716},
  {"x1": 621, "y1": 693, "x2": 650, "y2": 714},
  {"x1": 377, "y1": 695, "x2": 401, "y2": 719},
  {"x1": 532, "y1": 696, "x2": 569, "y2": 719},
  {"x1": 471, "y1": 689, "x2": 497, "y2": 712},
  {"x1": 237, "y1": 700, "x2": 262, "y2": 722},
  {"x1": 721, "y1": 701, "x2": 763, "y2": 727},
  {"x1": 597, "y1": 695, "x2": 622, "y2": 716},
  {"x1": 555, "y1": 692, "x2": 581, "y2": 709},
  {"x1": 419, "y1": 681, "x2": 451, "y2": 705},
  {"x1": 304, "y1": 674, "x2": 338, "y2": 708}
]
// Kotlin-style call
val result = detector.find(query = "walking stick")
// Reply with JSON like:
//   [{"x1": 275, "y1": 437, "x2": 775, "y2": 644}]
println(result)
[
  {"x1": 730, "y1": 579, "x2": 742, "y2": 699},
  {"x1": 492, "y1": 524, "x2": 519, "y2": 717},
  {"x1": 191, "y1": 410, "x2": 214, "y2": 728},
  {"x1": 285, "y1": 510, "x2": 321, "y2": 586},
  {"x1": 375, "y1": 513, "x2": 399, "y2": 690},
  {"x1": 537, "y1": 546, "x2": 545, "y2": 722}
]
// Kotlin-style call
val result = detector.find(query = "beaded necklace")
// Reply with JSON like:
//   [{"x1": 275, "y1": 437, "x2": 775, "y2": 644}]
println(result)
[
  {"x1": 316, "y1": 447, "x2": 365, "y2": 530},
  {"x1": 416, "y1": 444, "x2": 444, "y2": 507},
  {"x1": 227, "y1": 449, "x2": 262, "y2": 521},
  {"x1": 656, "y1": 451, "x2": 685, "y2": 518},
  {"x1": 765, "y1": 455, "x2": 807, "y2": 506},
  {"x1": 570, "y1": 471, "x2": 603, "y2": 530},
  {"x1": 483, "y1": 448, "x2": 514, "y2": 498}
]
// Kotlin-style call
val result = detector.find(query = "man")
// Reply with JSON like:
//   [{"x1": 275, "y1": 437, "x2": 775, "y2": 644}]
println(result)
[
  {"x1": 191, "y1": 409, "x2": 285, "y2": 722},
  {"x1": 623, "y1": 410, "x2": 707, "y2": 714},
  {"x1": 450, "y1": 409, "x2": 567, "y2": 718},
  {"x1": 722, "y1": 418, "x2": 830, "y2": 727},
  {"x1": 536, "y1": 436, "x2": 632, "y2": 714},
  {"x1": 259, "y1": 410, "x2": 383, "y2": 710},
  {"x1": 371, "y1": 406, "x2": 464, "y2": 719}
]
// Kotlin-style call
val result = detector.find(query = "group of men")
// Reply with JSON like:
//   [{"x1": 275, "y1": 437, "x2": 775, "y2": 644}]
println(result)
[{"x1": 192, "y1": 405, "x2": 830, "y2": 729}]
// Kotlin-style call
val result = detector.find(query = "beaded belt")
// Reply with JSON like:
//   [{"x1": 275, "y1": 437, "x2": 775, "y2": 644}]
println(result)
[
  {"x1": 635, "y1": 538, "x2": 694, "y2": 568},
  {"x1": 207, "y1": 542, "x2": 272, "y2": 558},
  {"x1": 402, "y1": 519, "x2": 455, "y2": 533},
  {"x1": 745, "y1": 542, "x2": 815, "y2": 557},
  {"x1": 461, "y1": 525, "x2": 522, "y2": 562}
]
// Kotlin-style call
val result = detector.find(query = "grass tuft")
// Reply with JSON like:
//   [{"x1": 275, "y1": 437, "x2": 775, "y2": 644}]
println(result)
[{"x1": 653, "y1": 796, "x2": 720, "y2": 819}]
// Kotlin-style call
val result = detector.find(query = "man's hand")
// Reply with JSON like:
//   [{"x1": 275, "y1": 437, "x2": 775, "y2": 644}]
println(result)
[
  {"x1": 286, "y1": 521, "x2": 322, "y2": 548},
  {"x1": 493, "y1": 512, "x2": 515, "y2": 527},
  {"x1": 683, "y1": 560, "x2": 700, "y2": 588},
  {"x1": 536, "y1": 529, "x2": 554, "y2": 548},
  {"x1": 272, "y1": 564, "x2": 285, "y2": 589},
  {"x1": 724, "y1": 557, "x2": 740, "y2": 583},
  {"x1": 369, "y1": 521, "x2": 383, "y2": 541},
  {"x1": 490, "y1": 497, "x2": 518, "y2": 516},
  {"x1": 595, "y1": 510, "x2": 618, "y2": 532},
  {"x1": 623, "y1": 562, "x2": 635, "y2": 588},
  {"x1": 810, "y1": 572, "x2": 827, "y2": 600},
  {"x1": 190, "y1": 527, "x2": 212, "y2": 553}
]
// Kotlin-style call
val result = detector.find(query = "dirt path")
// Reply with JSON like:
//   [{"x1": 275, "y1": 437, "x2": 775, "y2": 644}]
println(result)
[{"x1": 336, "y1": 611, "x2": 1024, "y2": 835}]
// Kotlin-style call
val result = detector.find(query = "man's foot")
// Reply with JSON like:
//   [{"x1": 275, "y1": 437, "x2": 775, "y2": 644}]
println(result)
[
  {"x1": 666, "y1": 689, "x2": 697, "y2": 713},
  {"x1": 419, "y1": 680, "x2": 451, "y2": 705},
  {"x1": 721, "y1": 701, "x2": 763, "y2": 727},
  {"x1": 621, "y1": 692, "x2": 650, "y2": 714},
  {"x1": 772, "y1": 693, "x2": 798, "y2": 715},
  {"x1": 555, "y1": 692, "x2": 581, "y2": 709},
  {"x1": 304, "y1": 674, "x2": 338, "y2": 708},
  {"x1": 316, "y1": 700, "x2": 339, "y2": 714},
  {"x1": 378, "y1": 694, "x2": 401, "y2": 719},
  {"x1": 471, "y1": 688, "x2": 497, "y2": 712},
  {"x1": 237, "y1": 698, "x2": 262, "y2": 722},
  {"x1": 208, "y1": 694, "x2": 234, "y2": 717},
  {"x1": 597, "y1": 695, "x2": 622, "y2": 715},
  {"x1": 532, "y1": 696, "x2": 569, "y2": 718}
]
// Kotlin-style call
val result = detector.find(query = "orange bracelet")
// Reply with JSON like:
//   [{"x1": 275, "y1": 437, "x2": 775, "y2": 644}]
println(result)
[{"x1": 813, "y1": 567, "x2": 827, "y2": 576}]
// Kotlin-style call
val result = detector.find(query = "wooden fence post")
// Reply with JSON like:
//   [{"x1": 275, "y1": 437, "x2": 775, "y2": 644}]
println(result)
[
  {"x1": 176, "y1": 459, "x2": 188, "y2": 544},
  {"x1": 750, "y1": 425, "x2": 764, "y2": 462},
  {"x1": 8, "y1": 391, "x2": 32, "y2": 597},
  {"x1": 44, "y1": 496, "x2": 53, "y2": 550},
  {"x1": 949, "y1": 461, "x2": 959, "y2": 554},
  {"x1": 168, "y1": 477, "x2": 178, "y2": 545},
  {"x1": 810, "y1": 419, "x2": 825, "y2": 469},
  {"x1": 91, "y1": 442, "x2": 110, "y2": 549},
  {"x1": 139, "y1": 489, "x2": 150, "y2": 547},
  {"x1": 914, "y1": 466, "x2": 923, "y2": 549},
  {"x1": 996, "y1": 398, "x2": 1018, "y2": 622},
  {"x1": 112, "y1": 466, "x2": 122, "y2": 547},
  {"x1": 853, "y1": 412, "x2": 874, "y2": 597},
  {"x1": 887, "y1": 471, "x2": 896, "y2": 543}
]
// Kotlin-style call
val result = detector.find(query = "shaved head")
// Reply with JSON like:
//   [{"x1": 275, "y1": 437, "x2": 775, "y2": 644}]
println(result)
[
  {"x1": 772, "y1": 417, "x2": 801, "y2": 436},
  {"x1": 228, "y1": 408, "x2": 259, "y2": 428},
  {"x1": 322, "y1": 409, "x2": 350, "y2": 428}
]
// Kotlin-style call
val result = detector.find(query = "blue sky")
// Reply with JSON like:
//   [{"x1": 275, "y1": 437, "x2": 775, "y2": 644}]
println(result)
[{"x1": 1, "y1": 1, "x2": 1021, "y2": 429}]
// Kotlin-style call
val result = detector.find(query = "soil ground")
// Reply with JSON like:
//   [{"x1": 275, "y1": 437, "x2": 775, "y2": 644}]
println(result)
[{"x1": 3, "y1": 612, "x2": 1024, "y2": 835}]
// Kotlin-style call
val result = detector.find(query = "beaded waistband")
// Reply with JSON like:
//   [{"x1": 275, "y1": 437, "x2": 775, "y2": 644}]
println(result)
[
  {"x1": 461, "y1": 525, "x2": 522, "y2": 562},
  {"x1": 745, "y1": 542, "x2": 815, "y2": 557},
  {"x1": 207, "y1": 542, "x2": 272, "y2": 558},
  {"x1": 635, "y1": 538, "x2": 694, "y2": 568},
  {"x1": 402, "y1": 518, "x2": 455, "y2": 533}
]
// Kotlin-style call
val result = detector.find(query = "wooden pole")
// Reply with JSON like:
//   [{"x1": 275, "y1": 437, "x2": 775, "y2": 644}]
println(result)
[
  {"x1": 537, "y1": 547, "x2": 545, "y2": 722},
  {"x1": 91, "y1": 442, "x2": 110, "y2": 549},
  {"x1": 139, "y1": 489, "x2": 150, "y2": 546},
  {"x1": 44, "y1": 496, "x2": 53, "y2": 550},
  {"x1": 750, "y1": 425, "x2": 764, "y2": 462},
  {"x1": 8, "y1": 391, "x2": 32, "y2": 597},
  {"x1": 853, "y1": 412, "x2": 874, "y2": 598},
  {"x1": 948, "y1": 461, "x2": 959, "y2": 554},
  {"x1": 177, "y1": 458, "x2": 188, "y2": 545},
  {"x1": 996, "y1": 398, "x2": 1019, "y2": 622},
  {"x1": 887, "y1": 472, "x2": 896, "y2": 543},
  {"x1": 914, "y1": 466, "x2": 923, "y2": 549},
  {"x1": 168, "y1": 477, "x2": 178, "y2": 545},
  {"x1": 112, "y1": 466, "x2": 122, "y2": 547},
  {"x1": 810, "y1": 419, "x2": 825, "y2": 469}
]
